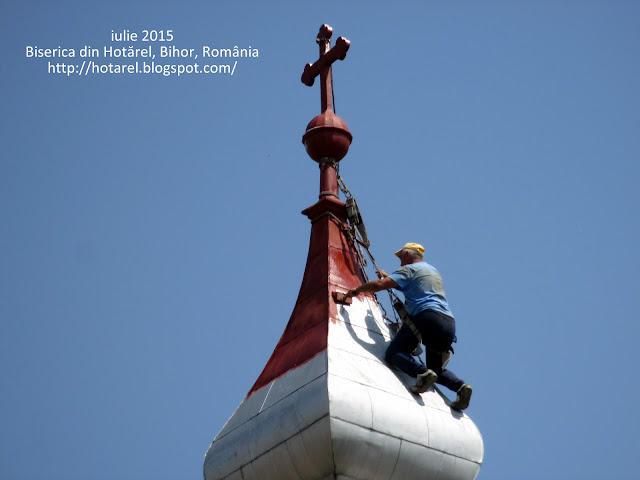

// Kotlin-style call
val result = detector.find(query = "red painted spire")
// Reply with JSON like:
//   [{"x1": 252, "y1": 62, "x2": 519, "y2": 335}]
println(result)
[{"x1": 249, "y1": 25, "x2": 363, "y2": 395}]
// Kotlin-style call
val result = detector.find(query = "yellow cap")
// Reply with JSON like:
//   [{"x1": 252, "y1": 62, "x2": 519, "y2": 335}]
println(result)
[{"x1": 394, "y1": 242, "x2": 425, "y2": 258}]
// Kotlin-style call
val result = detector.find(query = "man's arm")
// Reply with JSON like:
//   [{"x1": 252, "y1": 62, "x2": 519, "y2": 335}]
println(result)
[{"x1": 345, "y1": 276, "x2": 398, "y2": 299}]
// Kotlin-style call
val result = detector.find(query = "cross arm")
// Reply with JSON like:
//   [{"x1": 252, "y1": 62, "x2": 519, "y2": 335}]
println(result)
[{"x1": 301, "y1": 36, "x2": 351, "y2": 87}]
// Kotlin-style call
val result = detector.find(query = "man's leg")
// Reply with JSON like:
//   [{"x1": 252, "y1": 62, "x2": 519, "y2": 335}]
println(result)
[
  {"x1": 414, "y1": 309, "x2": 473, "y2": 409},
  {"x1": 413, "y1": 309, "x2": 464, "y2": 391},
  {"x1": 424, "y1": 349, "x2": 472, "y2": 409},
  {"x1": 385, "y1": 324, "x2": 425, "y2": 377},
  {"x1": 424, "y1": 349, "x2": 464, "y2": 392}
]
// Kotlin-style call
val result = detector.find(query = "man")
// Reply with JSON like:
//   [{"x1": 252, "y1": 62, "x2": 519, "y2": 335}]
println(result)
[{"x1": 343, "y1": 242, "x2": 472, "y2": 410}]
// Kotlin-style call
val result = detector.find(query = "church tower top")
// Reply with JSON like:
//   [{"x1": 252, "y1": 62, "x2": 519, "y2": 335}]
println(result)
[{"x1": 204, "y1": 25, "x2": 483, "y2": 480}]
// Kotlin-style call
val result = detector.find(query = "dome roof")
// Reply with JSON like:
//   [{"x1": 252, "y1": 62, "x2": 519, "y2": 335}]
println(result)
[
  {"x1": 204, "y1": 23, "x2": 482, "y2": 480},
  {"x1": 203, "y1": 194, "x2": 483, "y2": 480}
]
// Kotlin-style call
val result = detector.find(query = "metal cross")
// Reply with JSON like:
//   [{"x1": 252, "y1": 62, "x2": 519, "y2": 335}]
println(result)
[{"x1": 301, "y1": 24, "x2": 350, "y2": 113}]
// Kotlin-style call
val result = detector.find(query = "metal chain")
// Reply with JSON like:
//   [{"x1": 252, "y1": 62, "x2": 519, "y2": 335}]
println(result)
[{"x1": 334, "y1": 166, "x2": 401, "y2": 327}]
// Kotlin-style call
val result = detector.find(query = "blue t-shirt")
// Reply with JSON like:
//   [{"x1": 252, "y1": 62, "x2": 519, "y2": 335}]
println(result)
[{"x1": 388, "y1": 261, "x2": 453, "y2": 318}]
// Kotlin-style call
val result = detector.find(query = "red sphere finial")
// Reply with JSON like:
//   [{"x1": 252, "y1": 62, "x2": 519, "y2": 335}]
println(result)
[{"x1": 302, "y1": 110, "x2": 352, "y2": 162}]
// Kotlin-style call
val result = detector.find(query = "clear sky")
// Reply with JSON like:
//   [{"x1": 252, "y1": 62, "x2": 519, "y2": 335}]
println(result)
[{"x1": 2, "y1": 1, "x2": 639, "y2": 479}]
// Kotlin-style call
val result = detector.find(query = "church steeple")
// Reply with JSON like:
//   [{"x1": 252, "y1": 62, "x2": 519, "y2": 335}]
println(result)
[
  {"x1": 249, "y1": 24, "x2": 360, "y2": 396},
  {"x1": 203, "y1": 25, "x2": 483, "y2": 480}
]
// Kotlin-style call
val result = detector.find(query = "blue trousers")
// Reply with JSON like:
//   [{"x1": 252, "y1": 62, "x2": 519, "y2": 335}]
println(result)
[{"x1": 385, "y1": 308, "x2": 465, "y2": 392}]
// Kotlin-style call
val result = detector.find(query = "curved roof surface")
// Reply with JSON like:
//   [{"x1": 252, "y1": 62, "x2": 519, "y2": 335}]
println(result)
[{"x1": 204, "y1": 191, "x2": 483, "y2": 479}]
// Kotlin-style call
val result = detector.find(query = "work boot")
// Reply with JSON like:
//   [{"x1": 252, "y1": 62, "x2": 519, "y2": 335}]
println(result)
[
  {"x1": 411, "y1": 369, "x2": 437, "y2": 393},
  {"x1": 451, "y1": 384, "x2": 472, "y2": 410}
]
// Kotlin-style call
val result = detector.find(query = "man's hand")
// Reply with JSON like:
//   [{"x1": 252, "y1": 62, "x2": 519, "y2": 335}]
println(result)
[
  {"x1": 376, "y1": 270, "x2": 388, "y2": 279},
  {"x1": 344, "y1": 288, "x2": 359, "y2": 300}
]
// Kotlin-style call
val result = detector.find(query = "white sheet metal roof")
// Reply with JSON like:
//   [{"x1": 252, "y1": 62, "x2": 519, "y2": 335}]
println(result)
[{"x1": 204, "y1": 294, "x2": 483, "y2": 479}]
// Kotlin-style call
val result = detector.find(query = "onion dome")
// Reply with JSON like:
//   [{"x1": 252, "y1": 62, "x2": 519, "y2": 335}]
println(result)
[
  {"x1": 203, "y1": 189, "x2": 484, "y2": 479},
  {"x1": 203, "y1": 24, "x2": 483, "y2": 480}
]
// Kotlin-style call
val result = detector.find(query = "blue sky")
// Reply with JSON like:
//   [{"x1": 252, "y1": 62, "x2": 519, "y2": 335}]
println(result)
[{"x1": 2, "y1": 1, "x2": 639, "y2": 479}]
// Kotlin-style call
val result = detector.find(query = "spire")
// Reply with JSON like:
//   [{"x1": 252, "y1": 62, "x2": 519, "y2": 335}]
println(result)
[
  {"x1": 204, "y1": 25, "x2": 483, "y2": 480},
  {"x1": 249, "y1": 24, "x2": 361, "y2": 395}
]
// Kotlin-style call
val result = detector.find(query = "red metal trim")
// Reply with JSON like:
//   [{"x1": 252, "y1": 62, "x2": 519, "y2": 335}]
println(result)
[{"x1": 248, "y1": 196, "x2": 365, "y2": 395}]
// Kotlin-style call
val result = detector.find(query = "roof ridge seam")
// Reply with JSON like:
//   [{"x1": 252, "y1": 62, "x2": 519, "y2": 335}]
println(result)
[
  {"x1": 218, "y1": 371, "x2": 329, "y2": 441},
  {"x1": 218, "y1": 413, "x2": 332, "y2": 477},
  {"x1": 330, "y1": 417, "x2": 482, "y2": 464}
]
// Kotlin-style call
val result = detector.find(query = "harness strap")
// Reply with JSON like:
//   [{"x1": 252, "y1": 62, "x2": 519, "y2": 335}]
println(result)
[{"x1": 393, "y1": 301, "x2": 422, "y2": 343}]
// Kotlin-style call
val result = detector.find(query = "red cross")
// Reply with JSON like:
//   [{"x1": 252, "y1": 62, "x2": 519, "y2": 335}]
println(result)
[{"x1": 301, "y1": 24, "x2": 350, "y2": 113}]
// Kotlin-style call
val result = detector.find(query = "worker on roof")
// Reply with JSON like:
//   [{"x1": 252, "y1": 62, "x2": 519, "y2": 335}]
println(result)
[{"x1": 343, "y1": 242, "x2": 472, "y2": 410}]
